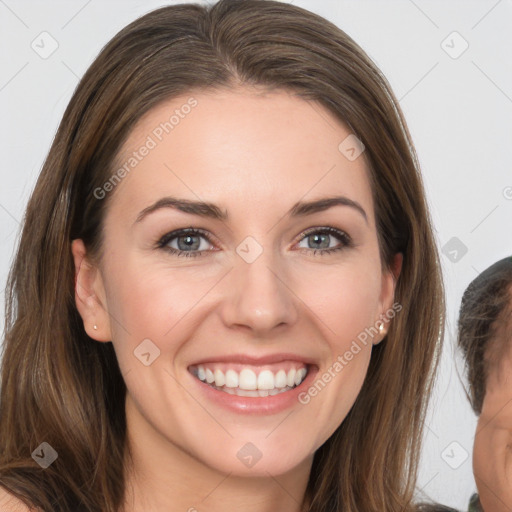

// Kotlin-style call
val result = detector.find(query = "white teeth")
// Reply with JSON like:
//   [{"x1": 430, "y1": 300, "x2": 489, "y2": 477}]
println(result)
[
  {"x1": 193, "y1": 364, "x2": 309, "y2": 393},
  {"x1": 239, "y1": 368, "x2": 257, "y2": 390},
  {"x1": 287, "y1": 368, "x2": 296, "y2": 387},
  {"x1": 275, "y1": 369, "x2": 287, "y2": 388},
  {"x1": 205, "y1": 368, "x2": 215, "y2": 384},
  {"x1": 225, "y1": 369, "x2": 239, "y2": 388},
  {"x1": 236, "y1": 388, "x2": 259, "y2": 397},
  {"x1": 294, "y1": 368, "x2": 307, "y2": 386},
  {"x1": 257, "y1": 370, "x2": 275, "y2": 390},
  {"x1": 209, "y1": 383, "x2": 295, "y2": 397},
  {"x1": 214, "y1": 369, "x2": 225, "y2": 387}
]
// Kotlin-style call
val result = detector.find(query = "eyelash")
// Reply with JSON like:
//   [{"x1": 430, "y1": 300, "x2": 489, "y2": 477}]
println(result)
[{"x1": 155, "y1": 226, "x2": 353, "y2": 258}]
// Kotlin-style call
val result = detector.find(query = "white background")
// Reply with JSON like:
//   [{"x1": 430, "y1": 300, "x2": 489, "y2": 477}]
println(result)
[{"x1": 1, "y1": 1, "x2": 511, "y2": 509}]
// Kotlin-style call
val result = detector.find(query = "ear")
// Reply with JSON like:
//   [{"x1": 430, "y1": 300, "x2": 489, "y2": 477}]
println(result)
[
  {"x1": 373, "y1": 252, "x2": 403, "y2": 345},
  {"x1": 71, "y1": 239, "x2": 112, "y2": 342}
]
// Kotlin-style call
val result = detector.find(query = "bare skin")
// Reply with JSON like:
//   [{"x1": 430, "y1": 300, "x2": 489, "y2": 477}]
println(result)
[
  {"x1": 72, "y1": 86, "x2": 400, "y2": 511},
  {"x1": 0, "y1": 487, "x2": 37, "y2": 512},
  {"x1": 473, "y1": 301, "x2": 512, "y2": 512}
]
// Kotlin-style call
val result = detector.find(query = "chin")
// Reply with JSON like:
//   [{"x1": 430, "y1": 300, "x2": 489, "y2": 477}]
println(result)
[{"x1": 194, "y1": 435, "x2": 313, "y2": 477}]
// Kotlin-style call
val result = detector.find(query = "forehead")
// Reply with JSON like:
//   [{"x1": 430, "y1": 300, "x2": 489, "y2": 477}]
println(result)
[
  {"x1": 480, "y1": 306, "x2": 512, "y2": 418},
  {"x1": 109, "y1": 86, "x2": 375, "y2": 225}
]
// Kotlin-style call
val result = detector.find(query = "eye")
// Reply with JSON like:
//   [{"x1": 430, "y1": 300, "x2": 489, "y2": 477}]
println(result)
[
  {"x1": 296, "y1": 227, "x2": 353, "y2": 256},
  {"x1": 156, "y1": 228, "x2": 214, "y2": 258},
  {"x1": 156, "y1": 226, "x2": 353, "y2": 258}
]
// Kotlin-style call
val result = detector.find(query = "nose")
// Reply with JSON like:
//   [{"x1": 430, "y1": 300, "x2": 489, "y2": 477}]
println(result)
[{"x1": 219, "y1": 250, "x2": 298, "y2": 336}]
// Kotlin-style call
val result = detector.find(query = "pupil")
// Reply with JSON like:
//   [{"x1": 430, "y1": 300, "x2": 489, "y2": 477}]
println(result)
[
  {"x1": 311, "y1": 234, "x2": 328, "y2": 249},
  {"x1": 179, "y1": 235, "x2": 198, "y2": 250}
]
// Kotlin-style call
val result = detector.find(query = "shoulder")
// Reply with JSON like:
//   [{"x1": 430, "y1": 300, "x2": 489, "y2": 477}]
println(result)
[
  {"x1": 415, "y1": 503, "x2": 459, "y2": 512},
  {"x1": 468, "y1": 493, "x2": 483, "y2": 512},
  {"x1": 0, "y1": 486, "x2": 35, "y2": 511}
]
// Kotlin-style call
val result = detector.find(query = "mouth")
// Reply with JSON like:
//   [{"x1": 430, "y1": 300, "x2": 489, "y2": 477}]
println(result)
[{"x1": 188, "y1": 361, "x2": 309, "y2": 398}]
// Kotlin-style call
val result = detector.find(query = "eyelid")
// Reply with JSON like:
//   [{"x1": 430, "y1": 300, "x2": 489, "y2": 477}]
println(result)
[
  {"x1": 293, "y1": 225, "x2": 352, "y2": 247},
  {"x1": 156, "y1": 225, "x2": 354, "y2": 259},
  {"x1": 156, "y1": 227, "x2": 217, "y2": 249}
]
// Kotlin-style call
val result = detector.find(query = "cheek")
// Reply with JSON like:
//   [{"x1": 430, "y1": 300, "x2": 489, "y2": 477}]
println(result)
[
  {"x1": 294, "y1": 262, "x2": 381, "y2": 442},
  {"x1": 474, "y1": 425, "x2": 512, "y2": 512},
  {"x1": 104, "y1": 254, "x2": 213, "y2": 331},
  {"x1": 300, "y1": 260, "x2": 383, "y2": 341},
  {"x1": 101, "y1": 257, "x2": 206, "y2": 374},
  {"x1": 473, "y1": 429, "x2": 491, "y2": 481}
]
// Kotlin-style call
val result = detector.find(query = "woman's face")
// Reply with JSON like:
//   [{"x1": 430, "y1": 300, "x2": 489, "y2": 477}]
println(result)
[{"x1": 73, "y1": 86, "x2": 398, "y2": 478}]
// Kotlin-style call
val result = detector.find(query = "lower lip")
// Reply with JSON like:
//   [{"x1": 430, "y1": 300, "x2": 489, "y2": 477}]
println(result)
[{"x1": 189, "y1": 366, "x2": 318, "y2": 415}]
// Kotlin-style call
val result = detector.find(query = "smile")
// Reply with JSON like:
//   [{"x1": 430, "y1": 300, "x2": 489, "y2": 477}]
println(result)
[{"x1": 189, "y1": 362, "x2": 309, "y2": 397}]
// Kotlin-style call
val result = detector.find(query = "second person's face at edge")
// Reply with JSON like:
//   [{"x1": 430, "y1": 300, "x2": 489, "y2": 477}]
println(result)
[
  {"x1": 473, "y1": 303, "x2": 512, "y2": 512},
  {"x1": 73, "y1": 86, "x2": 400, "y2": 481}
]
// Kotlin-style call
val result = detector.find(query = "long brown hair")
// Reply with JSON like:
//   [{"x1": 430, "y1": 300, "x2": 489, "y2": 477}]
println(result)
[{"x1": 0, "y1": 1, "x2": 445, "y2": 510}]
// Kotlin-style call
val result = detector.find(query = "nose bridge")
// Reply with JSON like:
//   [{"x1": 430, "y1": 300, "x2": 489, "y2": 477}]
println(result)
[{"x1": 221, "y1": 240, "x2": 297, "y2": 333}]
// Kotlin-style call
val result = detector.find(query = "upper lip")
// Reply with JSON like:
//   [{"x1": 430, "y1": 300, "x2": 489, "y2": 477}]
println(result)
[{"x1": 188, "y1": 353, "x2": 317, "y2": 367}]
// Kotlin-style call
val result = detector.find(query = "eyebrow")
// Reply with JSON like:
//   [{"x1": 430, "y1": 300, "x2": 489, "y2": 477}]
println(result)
[{"x1": 134, "y1": 195, "x2": 368, "y2": 225}]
